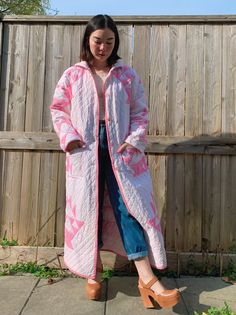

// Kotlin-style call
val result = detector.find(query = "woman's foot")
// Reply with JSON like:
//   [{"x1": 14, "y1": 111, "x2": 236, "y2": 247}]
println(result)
[
  {"x1": 86, "y1": 281, "x2": 102, "y2": 300},
  {"x1": 138, "y1": 276, "x2": 180, "y2": 309},
  {"x1": 139, "y1": 275, "x2": 165, "y2": 295},
  {"x1": 86, "y1": 266, "x2": 103, "y2": 300}
]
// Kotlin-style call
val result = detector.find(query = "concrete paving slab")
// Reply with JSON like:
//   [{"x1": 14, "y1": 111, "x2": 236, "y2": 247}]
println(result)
[
  {"x1": 106, "y1": 276, "x2": 188, "y2": 314},
  {"x1": 21, "y1": 277, "x2": 106, "y2": 315},
  {"x1": 0, "y1": 275, "x2": 39, "y2": 315},
  {"x1": 2, "y1": 274, "x2": 236, "y2": 315},
  {"x1": 176, "y1": 276, "x2": 236, "y2": 314}
]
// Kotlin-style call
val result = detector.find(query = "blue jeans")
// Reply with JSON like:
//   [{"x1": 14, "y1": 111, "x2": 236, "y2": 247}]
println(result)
[{"x1": 98, "y1": 122, "x2": 148, "y2": 260}]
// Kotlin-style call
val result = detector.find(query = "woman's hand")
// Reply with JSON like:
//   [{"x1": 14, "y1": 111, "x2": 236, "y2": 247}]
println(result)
[
  {"x1": 117, "y1": 142, "x2": 136, "y2": 153},
  {"x1": 66, "y1": 140, "x2": 85, "y2": 152}
]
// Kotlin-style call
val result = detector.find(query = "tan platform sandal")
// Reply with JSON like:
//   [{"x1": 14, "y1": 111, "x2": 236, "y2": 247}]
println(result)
[
  {"x1": 86, "y1": 267, "x2": 103, "y2": 300},
  {"x1": 138, "y1": 276, "x2": 180, "y2": 309}
]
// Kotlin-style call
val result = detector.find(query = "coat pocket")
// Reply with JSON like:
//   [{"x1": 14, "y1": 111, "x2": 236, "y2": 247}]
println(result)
[
  {"x1": 66, "y1": 148, "x2": 87, "y2": 177},
  {"x1": 121, "y1": 147, "x2": 148, "y2": 177}
]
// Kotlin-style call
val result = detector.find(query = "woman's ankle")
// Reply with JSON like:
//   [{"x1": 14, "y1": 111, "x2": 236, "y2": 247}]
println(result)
[
  {"x1": 138, "y1": 274, "x2": 166, "y2": 294},
  {"x1": 139, "y1": 274, "x2": 154, "y2": 284}
]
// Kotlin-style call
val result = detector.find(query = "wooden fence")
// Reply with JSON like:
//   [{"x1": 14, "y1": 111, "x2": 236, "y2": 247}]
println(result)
[{"x1": 0, "y1": 16, "x2": 236, "y2": 263}]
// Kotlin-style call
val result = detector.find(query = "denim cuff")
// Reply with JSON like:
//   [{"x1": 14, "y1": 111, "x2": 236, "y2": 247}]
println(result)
[{"x1": 127, "y1": 250, "x2": 148, "y2": 261}]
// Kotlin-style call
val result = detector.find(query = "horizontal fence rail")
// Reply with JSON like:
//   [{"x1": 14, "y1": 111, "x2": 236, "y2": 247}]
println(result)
[{"x1": 1, "y1": 132, "x2": 236, "y2": 155}]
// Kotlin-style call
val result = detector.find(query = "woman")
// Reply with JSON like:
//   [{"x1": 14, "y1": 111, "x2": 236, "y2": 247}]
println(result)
[{"x1": 50, "y1": 14, "x2": 179, "y2": 309}]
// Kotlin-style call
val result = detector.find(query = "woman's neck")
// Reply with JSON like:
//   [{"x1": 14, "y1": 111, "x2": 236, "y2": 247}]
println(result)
[{"x1": 92, "y1": 61, "x2": 109, "y2": 71}]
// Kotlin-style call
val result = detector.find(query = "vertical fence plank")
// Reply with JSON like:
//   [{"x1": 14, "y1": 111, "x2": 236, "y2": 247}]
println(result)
[
  {"x1": 0, "y1": 24, "x2": 10, "y2": 132},
  {"x1": 184, "y1": 25, "x2": 204, "y2": 251},
  {"x1": 220, "y1": 157, "x2": 236, "y2": 251},
  {"x1": 54, "y1": 153, "x2": 66, "y2": 247},
  {"x1": 202, "y1": 25, "x2": 222, "y2": 252},
  {"x1": 0, "y1": 22, "x2": 2, "y2": 97},
  {"x1": 71, "y1": 24, "x2": 85, "y2": 65},
  {"x1": 0, "y1": 22, "x2": 9, "y2": 239},
  {"x1": 133, "y1": 24, "x2": 151, "y2": 98},
  {"x1": 18, "y1": 25, "x2": 47, "y2": 245},
  {"x1": 0, "y1": 22, "x2": 4, "y2": 238},
  {"x1": 166, "y1": 25, "x2": 186, "y2": 251},
  {"x1": 36, "y1": 24, "x2": 73, "y2": 246},
  {"x1": 117, "y1": 25, "x2": 133, "y2": 66},
  {"x1": 0, "y1": 21, "x2": 3, "y2": 111},
  {"x1": 54, "y1": 24, "x2": 86, "y2": 247},
  {"x1": 148, "y1": 25, "x2": 169, "y2": 240},
  {"x1": 1, "y1": 24, "x2": 30, "y2": 241},
  {"x1": 221, "y1": 25, "x2": 236, "y2": 251},
  {"x1": 149, "y1": 25, "x2": 169, "y2": 136}
]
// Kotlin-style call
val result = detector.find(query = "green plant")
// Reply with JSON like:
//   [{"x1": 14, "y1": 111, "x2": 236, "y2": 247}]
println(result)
[
  {"x1": 102, "y1": 269, "x2": 114, "y2": 280},
  {"x1": 223, "y1": 260, "x2": 236, "y2": 282},
  {"x1": 0, "y1": 262, "x2": 65, "y2": 279},
  {"x1": 0, "y1": 238, "x2": 18, "y2": 247},
  {"x1": 193, "y1": 302, "x2": 236, "y2": 315}
]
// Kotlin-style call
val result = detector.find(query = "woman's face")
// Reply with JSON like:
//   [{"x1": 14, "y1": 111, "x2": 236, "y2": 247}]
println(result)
[{"x1": 89, "y1": 28, "x2": 115, "y2": 65}]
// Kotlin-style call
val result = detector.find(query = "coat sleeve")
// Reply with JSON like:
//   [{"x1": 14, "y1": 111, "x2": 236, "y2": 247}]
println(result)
[
  {"x1": 124, "y1": 69, "x2": 149, "y2": 153},
  {"x1": 50, "y1": 69, "x2": 83, "y2": 152}
]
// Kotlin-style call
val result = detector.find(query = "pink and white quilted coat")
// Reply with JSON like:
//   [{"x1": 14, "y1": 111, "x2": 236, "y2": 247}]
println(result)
[{"x1": 50, "y1": 60, "x2": 167, "y2": 279}]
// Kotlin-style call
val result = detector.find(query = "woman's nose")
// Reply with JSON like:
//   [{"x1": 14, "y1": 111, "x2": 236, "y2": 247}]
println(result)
[{"x1": 99, "y1": 43, "x2": 105, "y2": 50}]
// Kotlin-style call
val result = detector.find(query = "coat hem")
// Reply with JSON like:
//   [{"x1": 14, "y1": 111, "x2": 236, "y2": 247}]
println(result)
[{"x1": 64, "y1": 257, "x2": 96, "y2": 279}]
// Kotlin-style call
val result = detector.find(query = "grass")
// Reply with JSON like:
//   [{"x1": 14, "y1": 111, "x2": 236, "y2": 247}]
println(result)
[
  {"x1": 194, "y1": 302, "x2": 236, "y2": 315},
  {"x1": 0, "y1": 262, "x2": 114, "y2": 280},
  {"x1": 0, "y1": 262, "x2": 65, "y2": 279}
]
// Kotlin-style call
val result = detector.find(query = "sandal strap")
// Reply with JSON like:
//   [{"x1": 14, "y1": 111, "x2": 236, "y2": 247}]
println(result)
[{"x1": 139, "y1": 276, "x2": 158, "y2": 289}]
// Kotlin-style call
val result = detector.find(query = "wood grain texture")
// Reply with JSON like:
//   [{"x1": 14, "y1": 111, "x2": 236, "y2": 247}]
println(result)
[
  {"x1": 220, "y1": 156, "x2": 236, "y2": 251},
  {"x1": 0, "y1": 22, "x2": 3, "y2": 239},
  {"x1": 3, "y1": 15, "x2": 236, "y2": 23},
  {"x1": 165, "y1": 24, "x2": 186, "y2": 251},
  {"x1": 184, "y1": 25, "x2": 204, "y2": 251},
  {"x1": 71, "y1": 25, "x2": 85, "y2": 65},
  {"x1": 1, "y1": 24, "x2": 30, "y2": 241},
  {"x1": 133, "y1": 24, "x2": 151, "y2": 98},
  {"x1": 0, "y1": 23, "x2": 2, "y2": 123},
  {"x1": 149, "y1": 25, "x2": 169, "y2": 135},
  {"x1": 148, "y1": 25, "x2": 169, "y2": 240},
  {"x1": 221, "y1": 25, "x2": 236, "y2": 251},
  {"x1": 117, "y1": 25, "x2": 133, "y2": 66},
  {"x1": 202, "y1": 25, "x2": 222, "y2": 251},
  {"x1": 1, "y1": 132, "x2": 236, "y2": 154},
  {"x1": 18, "y1": 25, "x2": 47, "y2": 245},
  {"x1": 37, "y1": 24, "x2": 73, "y2": 246}
]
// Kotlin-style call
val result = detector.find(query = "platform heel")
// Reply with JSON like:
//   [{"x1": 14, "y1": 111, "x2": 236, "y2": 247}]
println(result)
[{"x1": 138, "y1": 276, "x2": 180, "y2": 309}]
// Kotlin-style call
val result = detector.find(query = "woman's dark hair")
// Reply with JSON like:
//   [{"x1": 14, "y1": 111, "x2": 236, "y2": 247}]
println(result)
[{"x1": 80, "y1": 14, "x2": 120, "y2": 67}]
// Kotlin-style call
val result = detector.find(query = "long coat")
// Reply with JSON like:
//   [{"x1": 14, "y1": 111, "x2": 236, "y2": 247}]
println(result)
[{"x1": 50, "y1": 60, "x2": 167, "y2": 279}]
